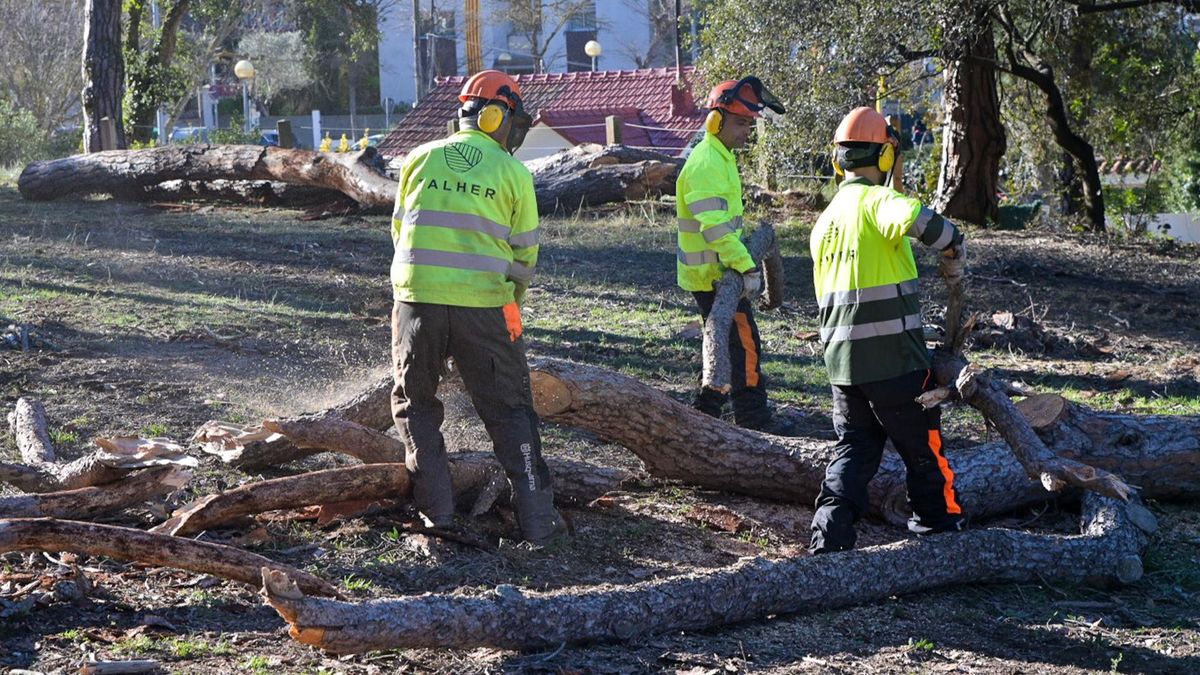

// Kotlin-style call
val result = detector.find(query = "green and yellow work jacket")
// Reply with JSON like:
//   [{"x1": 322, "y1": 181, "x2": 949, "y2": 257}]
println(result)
[
  {"x1": 810, "y1": 176, "x2": 963, "y2": 385},
  {"x1": 676, "y1": 132, "x2": 755, "y2": 291},
  {"x1": 391, "y1": 129, "x2": 539, "y2": 307}
]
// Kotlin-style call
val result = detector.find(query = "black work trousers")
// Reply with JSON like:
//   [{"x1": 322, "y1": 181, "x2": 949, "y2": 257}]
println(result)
[
  {"x1": 390, "y1": 300, "x2": 561, "y2": 543},
  {"x1": 691, "y1": 291, "x2": 770, "y2": 429},
  {"x1": 810, "y1": 368, "x2": 965, "y2": 553}
]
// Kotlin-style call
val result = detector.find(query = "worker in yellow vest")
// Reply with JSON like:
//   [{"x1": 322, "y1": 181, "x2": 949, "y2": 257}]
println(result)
[
  {"x1": 808, "y1": 107, "x2": 968, "y2": 554},
  {"x1": 390, "y1": 70, "x2": 566, "y2": 546},
  {"x1": 677, "y1": 77, "x2": 796, "y2": 434}
]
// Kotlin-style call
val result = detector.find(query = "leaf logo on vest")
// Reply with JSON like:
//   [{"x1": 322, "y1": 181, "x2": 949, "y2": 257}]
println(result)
[{"x1": 444, "y1": 143, "x2": 482, "y2": 173}]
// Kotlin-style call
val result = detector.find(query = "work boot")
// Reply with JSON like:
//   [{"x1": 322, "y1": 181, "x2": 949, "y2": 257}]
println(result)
[
  {"x1": 907, "y1": 514, "x2": 968, "y2": 536},
  {"x1": 523, "y1": 509, "x2": 570, "y2": 549}
]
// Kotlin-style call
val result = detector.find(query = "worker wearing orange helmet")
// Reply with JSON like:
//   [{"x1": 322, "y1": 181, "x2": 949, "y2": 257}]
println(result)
[
  {"x1": 389, "y1": 70, "x2": 566, "y2": 546},
  {"x1": 676, "y1": 77, "x2": 795, "y2": 434},
  {"x1": 808, "y1": 106, "x2": 968, "y2": 554}
]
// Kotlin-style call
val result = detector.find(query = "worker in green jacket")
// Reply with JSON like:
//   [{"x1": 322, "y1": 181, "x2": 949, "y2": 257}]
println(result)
[
  {"x1": 677, "y1": 76, "x2": 795, "y2": 434},
  {"x1": 808, "y1": 107, "x2": 968, "y2": 554},
  {"x1": 390, "y1": 70, "x2": 566, "y2": 546}
]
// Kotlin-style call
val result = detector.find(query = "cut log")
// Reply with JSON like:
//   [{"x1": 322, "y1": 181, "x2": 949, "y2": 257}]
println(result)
[
  {"x1": 193, "y1": 375, "x2": 394, "y2": 469},
  {"x1": 527, "y1": 358, "x2": 1199, "y2": 521},
  {"x1": 0, "y1": 518, "x2": 339, "y2": 597},
  {"x1": 525, "y1": 143, "x2": 682, "y2": 214},
  {"x1": 759, "y1": 244, "x2": 785, "y2": 311},
  {"x1": 19, "y1": 144, "x2": 683, "y2": 216},
  {"x1": 702, "y1": 224, "x2": 779, "y2": 393},
  {"x1": 261, "y1": 493, "x2": 1144, "y2": 652},
  {"x1": 0, "y1": 434, "x2": 196, "y2": 493},
  {"x1": 0, "y1": 466, "x2": 190, "y2": 519},
  {"x1": 7, "y1": 398, "x2": 56, "y2": 464}
]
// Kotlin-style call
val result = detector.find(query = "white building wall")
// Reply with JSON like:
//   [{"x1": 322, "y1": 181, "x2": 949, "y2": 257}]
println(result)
[{"x1": 379, "y1": 0, "x2": 654, "y2": 106}]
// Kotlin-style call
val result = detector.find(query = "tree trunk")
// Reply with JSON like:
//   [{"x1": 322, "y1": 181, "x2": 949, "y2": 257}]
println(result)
[
  {"x1": 1000, "y1": 43, "x2": 1105, "y2": 230},
  {"x1": 0, "y1": 518, "x2": 340, "y2": 598},
  {"x1": 18, "y1": 144, "x2": 681, "y2": 216},
  {"x1": 126, "y1": 0, "x2": 191, "y2": 145},
  {"x1": 527, "y1": 358, "x2": 1200, "y2": 521},
  {"x1": 81, "y1": 0, "x2": 126, "y2": 151},
  {"x1": 152, "y1": 454, "x2": 636, "y2": 537},
  {"x1": 935, "y1": 2, "x2": 1005, "y2": 226},
  {"x1": 261, "y1": 493, "x2": 1146, "y2": 652},
  {"x1": 18, "y1": 145, "x2": 397, "y2": 207},
  {"x1": 0, "y1": 466, "x2": 189, "y2": 519},
  {"x1": 139, "y1": 180, "x2": 343, "y2": 206}
]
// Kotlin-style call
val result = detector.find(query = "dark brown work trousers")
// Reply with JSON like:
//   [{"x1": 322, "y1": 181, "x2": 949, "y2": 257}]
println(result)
[{"x1": 390, "y1": 300, "x2": 561, "y2": 543}]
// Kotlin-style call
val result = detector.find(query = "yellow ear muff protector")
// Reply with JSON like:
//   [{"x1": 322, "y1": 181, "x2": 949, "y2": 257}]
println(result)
[
  {"x1": 704, "y1": 109, "x2": 724, "y2": 135},
  {"x1": 878, "y1": 142, "x2": 895, "y2": 173},
  {"x1": 477, "y1": 103, "x2": 508, "y2": 133},
  {"x1": 831, "y1": 146, "x2": 844, "y2": 177}
]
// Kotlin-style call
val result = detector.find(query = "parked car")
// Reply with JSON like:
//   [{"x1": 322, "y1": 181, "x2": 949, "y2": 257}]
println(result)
[{"x1": 169, "y1": 126, "x2": 209, "y2": 144}]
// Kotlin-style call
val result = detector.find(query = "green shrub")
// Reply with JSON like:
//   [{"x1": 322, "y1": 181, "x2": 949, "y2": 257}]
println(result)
[{"x1": 0, "y1": 99, "x2": 45, "y2": 166}]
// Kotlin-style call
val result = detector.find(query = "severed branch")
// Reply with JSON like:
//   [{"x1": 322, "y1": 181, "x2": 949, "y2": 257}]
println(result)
[
  {"x1": 0, "y1": 518, "x2": 339, "y2": 597},
  {"x1": 702, "y1": 224, "x2": 781, "y2": 393},
  {"x1": 0, "y1": 466, "x2": 190, "y2": 519},
  {"x1": 261, "y1": 493, "x2": 1146, "y2": 652},
  {"x1": 7, "y1": 398, "x2": 56, "y2": 464},
  {"x1": 931, "y1": 262, "x2": 1134, "y2": 501}
]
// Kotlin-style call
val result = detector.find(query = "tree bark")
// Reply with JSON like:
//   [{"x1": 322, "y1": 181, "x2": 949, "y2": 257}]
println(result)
[
  {"x1": 139, "y1": 180, "x2": 343, "y2": 206},
  {"x1": 0, "y1": 466, "x2": 189, "y2": 519},
  {"x1": 261, "y1": 493, "x2": 1145, "y2": 652},
  {"x1": 0, "y1": 435, "x2": 197, "y2": 493},
  {"x1": 525, "y1": 144, "x2": 682, "y2": 214},
  {"x1": 81, "y1": 0, "x2": 126, "y2": 151},
  {"x1": 0, "y1": 518, "x2": 340, "y2": 597},
  {"x1": 702, "y1": 225, "x2": 778, "y2": 393},
  {"x1": 935, "y1": 2, "x2": 1006, "y2": 226},
  {"x1": 527, "y1": 358, "x2": 1200, "y2": 521}
]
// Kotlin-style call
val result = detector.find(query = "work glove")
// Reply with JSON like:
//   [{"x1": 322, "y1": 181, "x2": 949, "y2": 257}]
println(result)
[
  {"x1": 938, "y1": 241, "x2": 967, "y2": 285},
  {"x1": 741, "y1": 269, "x2": 762, "y2": 299}
]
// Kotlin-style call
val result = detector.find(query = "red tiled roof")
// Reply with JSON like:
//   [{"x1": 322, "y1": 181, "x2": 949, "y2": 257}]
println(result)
[{"x1": 378, "y1": 67, "x2": 705, "y2": 160}]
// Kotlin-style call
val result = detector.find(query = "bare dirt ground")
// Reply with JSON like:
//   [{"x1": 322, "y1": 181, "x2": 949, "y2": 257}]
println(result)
[{"x1": 1, "y1": 186, "x2": 1198, "y2": 674}]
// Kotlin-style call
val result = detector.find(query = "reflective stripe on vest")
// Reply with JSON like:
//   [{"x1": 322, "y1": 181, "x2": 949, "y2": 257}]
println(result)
[
  {"x1": 818, "y1": 279, "x2": 920, "y2": 309},
  {"x1": 404, "y1": 208, "x2": 511, "y2": 242},
  {"x1": 395, "y1": 248, "x2": 532, "y2": 282},
  {"x1": 678, "y1": 249, "x2": 720, "y2": 266},
  {"x1": 820, "y1": 312, "x2": 922, "y2": 343},
  {"x1": 688, "y1": 196, "x2": 728, "y2": 214},
  {"x1": 908, "y1": 207, "x2": 936, "y2": 239},
  {"x1": 508, "y1": 229, "x2": 539, "y2": 249},
  {"x1": 702, "y1": 216, "x2": 743, "y2": 243},
  {"x1": 678, "y1": 218, "x2": 701, "y2": 233}
]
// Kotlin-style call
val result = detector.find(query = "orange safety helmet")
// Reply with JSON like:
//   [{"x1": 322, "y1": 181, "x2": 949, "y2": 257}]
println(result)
[
  {"x1": 707, "y1": 80, "x2": 763, "y2": 118},
  {"x1": 833, "y1": 107, "x2": 895, "y2": 146},
  {"x1": 459, "y1": 70, "x2": 522, "y2": 109}
]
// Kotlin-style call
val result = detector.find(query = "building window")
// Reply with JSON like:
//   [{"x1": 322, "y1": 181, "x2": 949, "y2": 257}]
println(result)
[
  {"x1": 565, "y1": 0, "x2": 597, "y2": 71},
  {"x1": 419, "y1": 10, "x2": 458, "y2": 79},
  {"x1": 566, "y1": 0, "x2": 596, "y2": 30}
]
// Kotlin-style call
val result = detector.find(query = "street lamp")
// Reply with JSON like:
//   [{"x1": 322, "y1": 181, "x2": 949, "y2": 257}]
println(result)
[
  {"x1": 584, "y1": 40, "x2": 602, "y2": 71},
  {"x1": 234, "y1": 59, "x2": 256, "y2": 133}
]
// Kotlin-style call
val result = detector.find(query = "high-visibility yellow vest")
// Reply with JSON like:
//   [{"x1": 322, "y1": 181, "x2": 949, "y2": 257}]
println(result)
[
  {"x1": 391, "y1": 129, "x2": 539, "y2": 307},
  {"x1": 810, "y1": 176, "x2": 963, "y2": 385},
  {"x1": 676, "y1": 132, "x2": 755, "y2": 291}
]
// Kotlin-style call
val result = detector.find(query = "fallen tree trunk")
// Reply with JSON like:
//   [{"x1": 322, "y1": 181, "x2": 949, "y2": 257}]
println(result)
[
  {"x1": 140, "y1": 179, "x2": 343, "y2": 206},
  {"x1": 702, "y1": 225, "x2": 779, "y2": 393},
  {"x1": 528, "y1": 358, "x2": 1200, "y2": 521},
  {"x1": 0, "y1": 518, "x2": 339, "y2": 597},
  {"x1": 0, "y1": 466, "x2": 190, "y2": 519},
  {"x1": 19, "y1": 144, "x2": 681, "y2": 216},
  {"x1": 18, "y1": 145, "x2": 396, "y2": 207},
  {"x1": 261, "y1": 493, "x2": 1146, "y2": 652}
]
